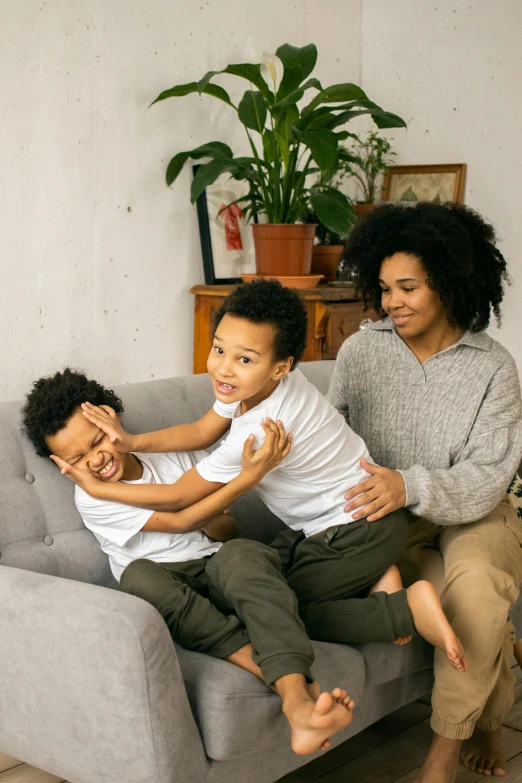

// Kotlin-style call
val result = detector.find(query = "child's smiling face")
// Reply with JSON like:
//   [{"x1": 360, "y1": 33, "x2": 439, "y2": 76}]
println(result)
[
  {"x1": 46, "y1": 407, "x2": 128, "y2": 483},
  {"x1": 207, "y1": 314, "x2": 293, "y2": 412}
]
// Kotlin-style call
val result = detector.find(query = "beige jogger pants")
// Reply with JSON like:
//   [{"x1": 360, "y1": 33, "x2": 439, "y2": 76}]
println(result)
[{"x1": 398, "y1": 496, "x2": 522, "y2": 740}]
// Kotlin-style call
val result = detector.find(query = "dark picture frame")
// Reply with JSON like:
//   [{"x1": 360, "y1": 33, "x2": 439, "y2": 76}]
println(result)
[
  {"x1": 381, "y1": 163, "x2": 467, "y2": 204},
  {"x1": 193, "y1": 165, "x2": 256, "y2": 285}
]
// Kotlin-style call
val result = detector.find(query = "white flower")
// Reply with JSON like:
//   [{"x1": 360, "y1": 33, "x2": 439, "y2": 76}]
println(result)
[{"x1": 260, "y1": 51, "x2": 284, "y2": 93}]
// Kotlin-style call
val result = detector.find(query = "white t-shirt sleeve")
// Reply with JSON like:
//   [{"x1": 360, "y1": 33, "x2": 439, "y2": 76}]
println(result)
[
  {"x1": 75, "y1": 489, "x2": 154, "y2": 547},
  {"x1": 213, "y1": 399, "x2": 238, "y2": 419},
  {"x1": 196, "y1": 417, "x2": 266, "y2": 483}
]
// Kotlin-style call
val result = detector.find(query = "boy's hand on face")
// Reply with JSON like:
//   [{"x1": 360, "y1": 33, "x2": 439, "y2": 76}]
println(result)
[
  {"x1": 343, "y1": 458, "x2": 406, "y2": 522},
  {"x1": 81, "y1": 403, "x2": 134, "y2": 454},
  {"x1": 240, "y1": 418, "x2": 292, "y2": 486},
  {"x1": 49, "y1": 454, "x2": 105, "y2": 498}
]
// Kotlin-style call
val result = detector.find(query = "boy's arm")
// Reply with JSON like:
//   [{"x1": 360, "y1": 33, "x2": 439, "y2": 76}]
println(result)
[
  {"x1": 81, "y1": 403, "x2": 232, "y2": 454},
  {"x1": 51, "y1": 420, "x2": 291, "y2": 517},
  {"x1": 201, "y1": 512, "x2": 239, "y2": 542}
]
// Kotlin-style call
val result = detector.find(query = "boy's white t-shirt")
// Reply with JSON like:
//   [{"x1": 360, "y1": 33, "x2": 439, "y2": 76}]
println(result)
[
  {"x1": 75, "y1": 450, "x2": 221, "y2": 582},
  {"x1": 197, "y1": 368, "x2": 371, "y2": 537}
]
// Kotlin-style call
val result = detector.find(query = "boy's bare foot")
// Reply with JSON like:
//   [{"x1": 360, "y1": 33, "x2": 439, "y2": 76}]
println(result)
[
  {"x1": 282, "y1": 682, "x2": 355, "y2": 755},
  {"x1": 413, "y1": 734, "x2": 461, "y2": 783},
  {"x1": 226, "y1": 643, "x2": 264, "y2": 680},
  {"x1": 406, "y1": 580, "x2": 467, "y2": 672},
  {"x1": 462, "y1": 727, "x2": 507, "y2": 776},
  {"x1": 370, "y1": 565, "x2": 413, "y2": 646}
]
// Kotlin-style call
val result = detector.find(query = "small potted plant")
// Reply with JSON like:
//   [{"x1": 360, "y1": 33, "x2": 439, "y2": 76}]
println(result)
[
  {"x1": 152, "y1": 44, "x2": 405, "y2": 282},
  {"x1": 338, "y1": 130, "x2": 397, "y2": 220}
]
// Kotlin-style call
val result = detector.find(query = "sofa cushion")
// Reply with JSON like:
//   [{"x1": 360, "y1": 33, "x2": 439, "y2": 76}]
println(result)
[
  {"x1": 176, "y1": 639, "x2": 365, "y2": 761},
  {"x1": 354, "y1": 636, "x2": 434, "y2": 689}
]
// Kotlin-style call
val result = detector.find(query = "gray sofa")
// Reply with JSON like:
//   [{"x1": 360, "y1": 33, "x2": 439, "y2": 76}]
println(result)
[{"x1": 0, "y1": 360, "x2": 519, "y2": 783}]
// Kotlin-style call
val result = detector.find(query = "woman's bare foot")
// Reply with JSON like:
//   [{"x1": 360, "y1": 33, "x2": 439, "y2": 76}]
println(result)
[
  {"x1": 413, "y1": 733, "x2": 461, "y2": 783},
  {"x1": 370, "y1": 565, "x2": 413, "y2": 646},
  {"x1": 406, "y1": 581, "x2": 467, "y2": 672},
  {"x1": 462, "y1": 727, "x2": 507, "y2": 776},
  {"x1": 282, "y1": 682, "x2": 355, "y2": 755}
]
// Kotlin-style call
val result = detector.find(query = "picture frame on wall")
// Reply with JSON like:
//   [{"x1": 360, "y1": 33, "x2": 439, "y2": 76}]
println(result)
[
  {"x1": 381, "y1": 163, "x2": 467, "y2": 205},
  {"x1": 193, "y1": 166, "x2": 256, "y2": 284}
]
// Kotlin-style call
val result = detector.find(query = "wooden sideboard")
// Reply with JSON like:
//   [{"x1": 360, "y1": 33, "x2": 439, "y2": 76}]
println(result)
[{"x1": 190, "y1": 284, "x2": 376, "y2": 374}]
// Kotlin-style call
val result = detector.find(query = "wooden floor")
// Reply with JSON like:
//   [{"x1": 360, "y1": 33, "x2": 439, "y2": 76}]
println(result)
[{"x1": 4, "y1": 668, "x2": 522, "y2": 783}]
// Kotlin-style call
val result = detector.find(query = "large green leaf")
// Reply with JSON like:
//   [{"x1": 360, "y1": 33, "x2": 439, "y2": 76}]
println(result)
[
  {"x1": 311, "y1": 188, "x2": 355, "y2": 236},
  {"x1": 275, "y1": 104, "x2": 299, "y2": 143},
  {"x1": 302, "y1": 82, "x2": 368, "y2": 115},
  {"x1": 275, "y1": 44, "x2": 318, "y2": 99},
  {"x1": 224, "y1": 63, "x2": 271, "y2": 100},
  {"x1": 150, "y1": 81, "x2": 234, "y2": 108},
  {"x1": 238, "y1": 90, "x2": 267, "y2": 132},
  {"x1": 295, "y1": 129, "x2": 339, "y2": 173},
  {"x1": 271, "y1": 78, "x2": 322, "y2": 111},
  {"x1": 191, "y1": 158, "x2": 251, "y2": 203},
  {"x1": 262, "y1": 129, "x2": 277, "y2": 165},
  {"x1": 165, "y1": 142, "x2": 233, "y2": 186}
]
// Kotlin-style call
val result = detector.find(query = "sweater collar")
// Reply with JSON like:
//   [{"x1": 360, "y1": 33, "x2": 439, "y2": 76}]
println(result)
[{"x1": 368, "y1": 318, "x2": 492, "y2": 351}]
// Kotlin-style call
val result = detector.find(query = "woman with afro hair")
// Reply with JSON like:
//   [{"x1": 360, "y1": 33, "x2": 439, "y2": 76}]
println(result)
[{"x1": 328, "y1": 202, "x2": 522, "y2": 782}]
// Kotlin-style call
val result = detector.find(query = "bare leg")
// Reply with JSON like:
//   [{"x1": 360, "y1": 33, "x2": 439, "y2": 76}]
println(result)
[
  {"x1": 226, "y1": 643, "x2": 264, "y2": 680},
  {"x1": 413, "y1": 733, "x2": 462, "y2": 783},
  {"x1": 370, "y1": 565, "x2": 413, "y2": 645},
  {"x1": 227, "y1": 646, "x2": 354, "y2": 755},
  {"x1": 462, "y1": 727, "x2": 507, "y2": 776},
  {"x1": 406, "y1": 581, "x2": 467, "y2": 672}
]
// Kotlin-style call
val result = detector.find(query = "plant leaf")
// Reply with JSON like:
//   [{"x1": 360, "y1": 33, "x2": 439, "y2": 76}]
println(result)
[
  {"x1": 295, "y1": 129, "x2": 339, "y2": 173},
  {"x1": 166, "y1": 142, "x2": 234, "y2": 186},
  {"x1": 223, "y1": 63, "x2": 271, "y2": 100},
  {"x1": 302, "y1": 82, "x2": 368, "y2": 115},
  {"x1": 238, "y1": 90, "x2": 267, "y2": 132},
  {"x1": 191, "y1": 158, "x2": 251, "y2": 203},
  {"x1": 275, "y1": 44, "x2": 318, "y2": 98},
  {"x1": 311, "y1": 187, "x2": 355, "y2": 236},
  {"x1": 150, "y1": 81, "x2": 234, "y2": 108}
]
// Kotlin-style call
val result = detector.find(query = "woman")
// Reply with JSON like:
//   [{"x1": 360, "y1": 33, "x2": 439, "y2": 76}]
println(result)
[{"x1": 328, "y1": 202, "x2": 522, "y2": 782}]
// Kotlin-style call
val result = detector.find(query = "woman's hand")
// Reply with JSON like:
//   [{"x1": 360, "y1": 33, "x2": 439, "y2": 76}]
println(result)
[
  {"x1": 241, "y1": 418, "x2": 292, "y2": 486},
  {"x1": 49, "y1": 454, "x2": 105, "y2": 499},
  {"x1": 81, "y1": 402, "x2": 135, "y2": 454},
  {"x1": 344, "y1": 457, "x2": 406, "y2": 522}
]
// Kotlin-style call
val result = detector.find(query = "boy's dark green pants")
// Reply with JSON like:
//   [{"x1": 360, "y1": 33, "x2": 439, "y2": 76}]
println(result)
[
  {"x1": 119, "y1": 538, "x2": 314, "y2": 687},
  {"x1": 120, "y1": 513, "x2": 416, "y2": 686},
  {"x1": 270, "y1": 511, "x2": 416, "y2": 644}
]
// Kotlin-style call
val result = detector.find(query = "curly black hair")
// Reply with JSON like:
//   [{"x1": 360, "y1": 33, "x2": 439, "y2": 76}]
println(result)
[
  {"x1": 345, "y1": 201, "x2": 510, "y2": 331},
  {"x1": 22, "y1": 368, "x2": 124, "y2": 457},
  {"x1": 213, "y1": 279, "x2": 308, "y2": 368}
]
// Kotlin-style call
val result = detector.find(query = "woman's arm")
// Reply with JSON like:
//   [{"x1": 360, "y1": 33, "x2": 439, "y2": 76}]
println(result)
[{"x1": 81, "y1": 403, "x2": 232, "y2": 453}]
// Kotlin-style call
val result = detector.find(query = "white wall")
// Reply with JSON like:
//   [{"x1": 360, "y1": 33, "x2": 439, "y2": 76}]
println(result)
[
  {"x1": 361, "y1": 0, "x2": 522, "y2": 377},
  {"x1": 0, "y1": 0, "x2": 362, "y2": 401}
]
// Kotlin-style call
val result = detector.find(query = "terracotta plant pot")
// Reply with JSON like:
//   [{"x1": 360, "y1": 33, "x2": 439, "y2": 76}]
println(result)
[
  {"x1": 252, "y1": 223, "x2": 317, "y2": 276},
  {"x1": 311, "y1": 245, "x2": 344, "y2": 282},
  {"x1": 354, "y1": 203, "x2": 377, "y2": 222}
]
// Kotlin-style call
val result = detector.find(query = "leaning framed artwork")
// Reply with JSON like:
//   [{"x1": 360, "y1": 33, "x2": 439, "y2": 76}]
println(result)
[
  {"x1": 381, "y1": 164, "x2": 467, "y2": 205},
  {"x1": 193, "y1": 166, "x2": 256, "y2": 284}
]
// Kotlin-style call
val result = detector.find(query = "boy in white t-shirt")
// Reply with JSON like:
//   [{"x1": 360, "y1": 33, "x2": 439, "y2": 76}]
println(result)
[
  {"x1": 59, "y1": 280, "x2": 467, "y2": 673},
  {"x1": 23, "y1": 368, "x2": 355, "y2": 757}
]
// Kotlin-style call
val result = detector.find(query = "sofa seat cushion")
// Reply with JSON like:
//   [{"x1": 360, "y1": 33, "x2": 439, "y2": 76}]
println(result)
[
  {"x1": 176, "y1": 640, "x2": 365, "y2": 761},
  {"x1": 355, "y1": 636, "x2": 434, "y2": 689}
]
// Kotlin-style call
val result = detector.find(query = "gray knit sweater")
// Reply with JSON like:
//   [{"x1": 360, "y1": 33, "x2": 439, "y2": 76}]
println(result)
[{"x1": 327, "y1": 319, "x2": 522, "y2": 524}]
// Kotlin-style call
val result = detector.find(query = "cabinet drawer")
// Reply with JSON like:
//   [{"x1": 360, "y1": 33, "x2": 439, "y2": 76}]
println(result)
[{"x1": 322, "y1": 302, "x2": 373, "y2": 357}]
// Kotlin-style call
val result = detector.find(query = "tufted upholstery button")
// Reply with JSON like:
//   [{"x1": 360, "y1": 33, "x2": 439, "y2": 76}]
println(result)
[
  {"x1": 43, "y1": 535, "x2": 53, "y2": 546},
  {"x1": 25, "y1": 473, "x2": 35, "y2": 484}
]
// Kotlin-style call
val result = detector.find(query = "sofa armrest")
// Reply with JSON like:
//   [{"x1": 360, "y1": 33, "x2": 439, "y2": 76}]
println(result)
[{"x1": 0, "y1": 565, "x2": 207, "y2": 783}]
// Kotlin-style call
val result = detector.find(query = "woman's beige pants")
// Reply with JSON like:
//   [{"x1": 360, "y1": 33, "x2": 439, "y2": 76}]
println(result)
[{"x1": 398, "y1": 496, "x2": 522, "y2": 740}]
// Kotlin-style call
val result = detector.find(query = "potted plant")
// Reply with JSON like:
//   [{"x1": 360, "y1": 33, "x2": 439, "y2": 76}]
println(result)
[
  {"x1": 338, "y1": 130, "x2": 397, "y2": 220},
  {"x1": 151, "y1": 44, "x2": 405, "y2": 281}
]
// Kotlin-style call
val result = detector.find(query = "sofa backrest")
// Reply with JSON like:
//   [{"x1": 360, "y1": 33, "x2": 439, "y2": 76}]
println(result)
[{"x1": 0, "y1": 361, "x2": 334, "y2": 586}]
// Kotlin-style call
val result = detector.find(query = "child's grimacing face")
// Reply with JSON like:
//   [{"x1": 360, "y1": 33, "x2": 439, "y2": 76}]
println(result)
[
  {"x1": 46, "y1": 408, "x2": 128, "y2": 483},
  {"x1": 207, "y1": 314, "x2": 292, "y2": 410}
]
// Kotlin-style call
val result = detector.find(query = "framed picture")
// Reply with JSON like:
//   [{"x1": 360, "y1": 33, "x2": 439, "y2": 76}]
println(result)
[
  {"x1": 381, "y1": 164, "x2": 467, "y2": 205},
  {"x1": 193, "y1": 166, "x2": 256, "y2": 284}
]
